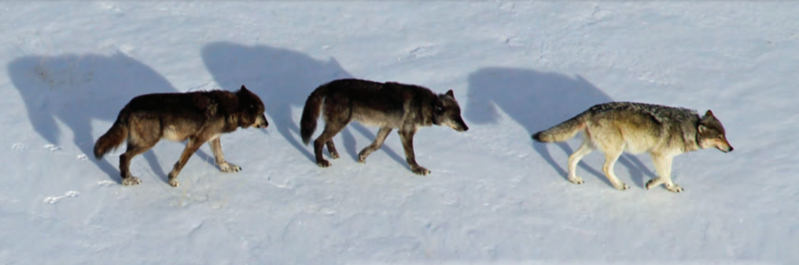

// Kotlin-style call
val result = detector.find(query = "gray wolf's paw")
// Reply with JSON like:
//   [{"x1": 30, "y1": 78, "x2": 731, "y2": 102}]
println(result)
[
  {"x1": 317, "y1": 159, "x2": 331, "y2": 168},
  {"x1": 169, "y1": 179, "x2": 180, "y2": 187},
  {"x1": 329, "y1": 151, "x2": 340, "y2": 159},
  {"x1": 411, "y1": 166, "x2": 431, "y2": 176},
  {"x1": 613, "y1": 182, "x2": 630, "y2": 191},
  {"x1": 665, "y1": 183, "x2": 683, "y2": 193},
  {"x1": 122, "y1": 177, "x2": 142, "y2": 186},
  {"x1": 219, "y1": 162, "x2": 242, "y2": 173},
  {"x1": 568, "y1": 176, "x2": 584, "y2": 185},
  {"x1": 357, "y1": 152, "x2": 368, "y2": 163}
]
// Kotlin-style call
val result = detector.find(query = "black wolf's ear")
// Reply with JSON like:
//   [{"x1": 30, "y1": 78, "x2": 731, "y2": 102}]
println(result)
[
  {"x1": 239, "y1": 85, "x2": 249, "y2": 93},
  {"x1": 704, "y1": 110, "x2": 714, "y2": 117},
  {"x1": 445, "y1": 89, "x2": 454, "y2": 98}
]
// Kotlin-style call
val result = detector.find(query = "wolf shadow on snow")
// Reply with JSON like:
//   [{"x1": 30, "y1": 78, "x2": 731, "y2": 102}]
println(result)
[
  {"x1": 201, "y1": 42, "x2": 407, "y2": 167},
  {"x1": 8, "y1": 52, "x2": 216, "y2": 184},
  {"x1": 466, "y1": 67, "x2": 656, "y2": 188}
]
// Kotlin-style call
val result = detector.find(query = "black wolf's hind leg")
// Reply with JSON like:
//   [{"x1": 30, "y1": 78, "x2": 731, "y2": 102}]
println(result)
[
  {"x1": 358, "y1": 127, "x2": 392, "y2": 163},
  {"x1": 326, "y1": 140, "x2": 340, "y2": 159},
  {"x1": 119, "y1": 142, "x2": 156, "y2": 186},
  {"x1": 168, "y1": 138, "x2": 203, "y2": 187},
  {"x1": 314, "y1": 123, "x2": 346, "y2": 168}
]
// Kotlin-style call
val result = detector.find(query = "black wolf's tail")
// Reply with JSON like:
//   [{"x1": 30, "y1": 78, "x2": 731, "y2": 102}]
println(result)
[
  {"x1": 532, "y1": 112, "x2": 587, "y2": 143},
  {"x1": 94, "y1": 110, "x2": 129, "y2": 159},
  {"x1": 300, "y1": 83, "x2": 332, "y2": 145}
]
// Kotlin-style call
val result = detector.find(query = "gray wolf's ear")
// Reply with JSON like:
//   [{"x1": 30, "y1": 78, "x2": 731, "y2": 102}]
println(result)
[
  {"x1": 704, "y1": 110, "x2": 714, "y2": 117},
  {"x1": 445, "y1": 89, "x2": 454, "y2": 98},
  {"x1": 698, "y1": 124, "x2": 708, "y2": 133}
]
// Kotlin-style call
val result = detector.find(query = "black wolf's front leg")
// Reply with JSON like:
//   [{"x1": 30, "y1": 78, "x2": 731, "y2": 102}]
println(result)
[
  {"x1": 209, "y1": 138, "x2": 241, "y2": 173},
  {"x1": 398, "y1": 129, "x2": 430, "y2": 176}
]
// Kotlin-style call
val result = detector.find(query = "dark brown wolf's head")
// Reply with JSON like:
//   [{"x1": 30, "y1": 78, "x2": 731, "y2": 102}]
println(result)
[
  {"x1": 237, "y1": 85, "x2": 269, "y2": 129},
  {"x1": 434, "y1": 90, "x2": 469, "y2": 132},
  {"x1": 697, "y1": 110, "x2": 732, "y2": 153}
]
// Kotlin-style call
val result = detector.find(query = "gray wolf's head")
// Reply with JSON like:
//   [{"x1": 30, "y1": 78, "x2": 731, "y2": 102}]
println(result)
[
  {"x1": 434, "y1": 90, "x2": 469, "y2": 132},
  {"x1": 237, "y1": 85, "x2": 269, "y2": 129},
  {"x1": 697, "y1": 110, "x2": 732, "y2": 153}
]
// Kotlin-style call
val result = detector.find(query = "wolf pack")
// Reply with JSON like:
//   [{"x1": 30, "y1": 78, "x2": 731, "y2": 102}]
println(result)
[{"x1": 94, "y1": 78, "x2": 733, "y2": 194}]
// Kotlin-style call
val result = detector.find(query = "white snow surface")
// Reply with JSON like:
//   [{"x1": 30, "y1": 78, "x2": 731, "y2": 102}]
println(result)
[{"x1": 0, "y1": 1, "x2": 795, "y2": 264}]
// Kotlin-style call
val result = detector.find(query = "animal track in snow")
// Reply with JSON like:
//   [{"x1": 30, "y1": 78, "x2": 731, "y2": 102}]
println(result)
[
  {"x1": 97, "y1": 180, "x2": 116, "y2": 187},
  {"x1": 405, "y1": 45, "x2": 438, "y2": 60},
  {"x1": 77, "y1": 154, "x2": 88, "y2": 161},
  {"x1": 43, "y1": 144, "x2": 61, "y2": 152},
  {"x1": 43, "y1": 191, "x2": 79, "y2": 204},
  {"x1": 11, "y1": 143, "x2": 27, "y2": 151}
]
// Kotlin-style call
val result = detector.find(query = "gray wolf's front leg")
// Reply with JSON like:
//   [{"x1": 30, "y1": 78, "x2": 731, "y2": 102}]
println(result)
[
  {"x1": 209, "y1": 138, "x2": 241, "y2": 173},
  {"x1": 398, "y1": 129, "x2": 430, "y2": 176}
]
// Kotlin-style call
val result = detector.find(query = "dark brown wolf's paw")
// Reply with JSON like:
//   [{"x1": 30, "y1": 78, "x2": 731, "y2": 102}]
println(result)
[
  {"x1": 317, "y1": 159, "x2": 331, "y2": 168},
  {"x1": 122, "y1": 177, "x2": 142, "y2": 186},
  {"x1": 219, "y1": 162, "x2": 242, "y2": 173},
  {"x1": 329, "y1": 151, "x2": 340, "y2": 159},
  {"x1": 411, "y1": 166, "x2": 431, "y2": 176}
]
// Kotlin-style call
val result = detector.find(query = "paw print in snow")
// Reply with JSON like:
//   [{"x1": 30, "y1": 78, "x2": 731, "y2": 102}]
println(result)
[
  {"x1": 11, "y1": 143, "x2": 27, "y2": 151},
  {"x1": 43, "y1": 191, "x2": 79, "y2": 204},
  {"x1": 77, "y1": 154, "x2": 88, "y2": 161},
  {"x1": 43, "y1": 144, "x2": 61, "y2": 151}
]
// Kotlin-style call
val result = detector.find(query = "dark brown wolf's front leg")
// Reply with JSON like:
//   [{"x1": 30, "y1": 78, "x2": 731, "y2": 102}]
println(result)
[
  {"x1": 398, "y1": 129, "x2": 430, "y2": 175},
  {"x1": 209, "y1": 137, "x2": 241, "y2": 173},
  {"x1": 168, "y1": 138, "x2": 204, "y2": 187}
]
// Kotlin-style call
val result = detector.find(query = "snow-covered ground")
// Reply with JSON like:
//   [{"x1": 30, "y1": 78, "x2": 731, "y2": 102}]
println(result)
[{"x1": 0, "y1": 1, "x2": 795, "y2": 264}]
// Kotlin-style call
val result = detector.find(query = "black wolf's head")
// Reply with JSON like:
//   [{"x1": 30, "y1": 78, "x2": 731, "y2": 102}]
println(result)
[
  {"x1": 433, "y1": 90, "x2": 469, "y2": 132},
  {"x1": 697, "y1": 110, "x2": 732, "y2": 153},
  {"x1": 237, "y1": 85, "x2": 269, "y2": 129}
]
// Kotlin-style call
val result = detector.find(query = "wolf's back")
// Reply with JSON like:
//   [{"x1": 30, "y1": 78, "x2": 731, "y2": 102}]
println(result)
[
  {"x1": 94, "y1": 107, "x2": 130, "y2": 159},
  {"x1": 300, "y1": 82, "x2": 333, "y2": 145},
  {"x1": 532, "y1": 112, "x2": 588, "y2": 143}
]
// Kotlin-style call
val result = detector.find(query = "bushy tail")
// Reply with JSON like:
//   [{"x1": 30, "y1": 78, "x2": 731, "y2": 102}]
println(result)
[
  {"x1": 532, "y1": 112, "x2": 587, "y2": 143},
  {"x1": 300, "y1": 83, "x2": 331, "y2": 145},
  {"x1": 94, "y1": 113, "x2": 129, "y2": 159}
]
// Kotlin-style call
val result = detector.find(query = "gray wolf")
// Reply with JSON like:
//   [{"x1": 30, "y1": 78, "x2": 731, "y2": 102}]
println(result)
[
  {"x1": 93, "y1": 85, "x2": 269, "y2": 187},
  {"x1": 300, "y1": 78, "x2": 469, "y2": 175},
  {"x1": 532, "y1": 102, "x2": 733, "y2": 192}
]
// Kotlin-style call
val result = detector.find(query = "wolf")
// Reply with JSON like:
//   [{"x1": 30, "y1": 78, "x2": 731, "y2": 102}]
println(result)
[
  {"x1": 532, "y1": 102, "x2": 733, "y2": 192},
  {"x1": 93, "y1": 85, "x2": 269, "y2": 187},
  {"x1": 300, "y1": 78, "x2": 469, "y2": 175}
]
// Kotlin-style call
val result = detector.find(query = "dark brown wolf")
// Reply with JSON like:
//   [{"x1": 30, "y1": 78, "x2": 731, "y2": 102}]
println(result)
[
  {"x1": 94, "y1": 86, "x2": 268, "y2": 187},
  {"x1": 300, "y1": 78, "x2": 468, "y2": 175}
]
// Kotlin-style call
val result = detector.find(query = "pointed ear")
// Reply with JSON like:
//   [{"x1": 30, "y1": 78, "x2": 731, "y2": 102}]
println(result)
[
  {"x1": 698, "y1": 124, "x2": 708, "y2": 134},
  {"x1": 445, "y1": 89, "x2": 454, "y2": 98},
  {"x1": 704, "y1": 110, "x2": 714, "y2": 117},
  {"x1": 239, "y1": 85, "x2": 249, "y2": 93}
]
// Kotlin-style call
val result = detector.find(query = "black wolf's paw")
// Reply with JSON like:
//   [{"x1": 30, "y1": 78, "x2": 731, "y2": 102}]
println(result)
[
  {"x1": 169, "y1": 179, "x2": 179, "y2": 188},
  {"x1": 666, "y1": 183, "x2": 684, "y2": 193},
  {"x1": 411, "y1": 166, "x2": 431, "y2": 176},
  {"x1": 122, "y1": 177, "x2": 142, "y2": 186},
  {"x1": 219, "y1": 162, "x2": 242, "y2": 173},
  {"x1": 317, "y1": 159, "x2": 331, "y2": 168}
]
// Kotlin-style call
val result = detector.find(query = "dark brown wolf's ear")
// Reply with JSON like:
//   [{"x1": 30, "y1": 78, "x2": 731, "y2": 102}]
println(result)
[
  {"x1": 445, "y1": 89, "x2": 454, "y2": 98},
  {"x1": 240, "y1": 85, "x2": 249, "y2": 93}
]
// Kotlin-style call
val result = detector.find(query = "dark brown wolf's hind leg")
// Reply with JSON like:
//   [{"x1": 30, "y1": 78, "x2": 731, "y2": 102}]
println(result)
[
  {"x1": 168, "y1": 138, "x2": 204, "y2": 187},
  {"x1": 119, "y1": 143, "x2": 154, "y2": 186},
  {"x1": 398, "y1": 129, "x2": 430, "y2": 176},
  {"x1": 314, "y1": 123, "x2": 346, "y2": 168},
  {"x1": 326, "y1": 140, "x2": 340, "y2": 159}
]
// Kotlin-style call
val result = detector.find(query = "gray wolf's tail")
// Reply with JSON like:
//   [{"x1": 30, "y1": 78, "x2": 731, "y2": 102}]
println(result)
[
  {"x1": 300, "y1": 83, "x2": 331, "y2": 145},
  {"x1": 532, "y1": 112, "x2": 587, "y2": 143},
  {"x1": 94, "y1": 110, "x2": 129, "y2": 159}
]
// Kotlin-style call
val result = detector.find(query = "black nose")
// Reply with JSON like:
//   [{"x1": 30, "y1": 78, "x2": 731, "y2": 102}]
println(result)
[{"x1": 729, "y1": 146, "x2": 734, "y2": 152}]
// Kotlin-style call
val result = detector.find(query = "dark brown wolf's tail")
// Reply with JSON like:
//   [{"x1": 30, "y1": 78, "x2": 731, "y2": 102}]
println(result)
[
  {"x1": 532, "y1": 112, "x2": 587, "y2": 143},
  {"x1": 300, "y1": 83, "x2": 331, "y2": 145},
  {"x1": 94, "y1": 111, "x2": 129, "y2": 159}
]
